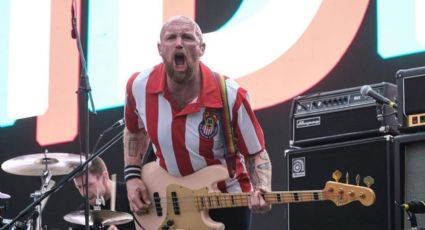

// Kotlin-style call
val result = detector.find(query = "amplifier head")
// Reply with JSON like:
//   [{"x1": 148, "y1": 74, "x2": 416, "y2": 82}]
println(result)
[
  {"x1": 396, "y1": 66, "x2": 425, "y2": 131},
  {"x1": 290, "y1": 82, "x2": 398, "y2": 147}
]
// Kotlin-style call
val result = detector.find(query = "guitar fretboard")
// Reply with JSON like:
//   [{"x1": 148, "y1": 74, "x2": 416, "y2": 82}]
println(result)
[{"x1": 195, "y1": 190, "x2": 324, "y2": 209}]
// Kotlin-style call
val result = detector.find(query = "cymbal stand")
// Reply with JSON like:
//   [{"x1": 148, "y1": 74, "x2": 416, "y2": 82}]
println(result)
[
  {"x1": 94, "y1": 188, "x2": 105, "y2": 211},
  {"x1": 28, "y1": 168, "x2": 54, "y2": 230}
]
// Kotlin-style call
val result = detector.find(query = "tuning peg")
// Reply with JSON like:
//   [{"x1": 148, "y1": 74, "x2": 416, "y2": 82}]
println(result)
[
  {"x1": 355, "y1": 174, "x2": 360, "y2": 186},
  {"x1": 332, "y1": 170, "x2": 342, "y2": 182},
  {"x1": 345, "y1": 172, "x2": 349, "y2": 184},
  {"x1": 363, "y1": 176, "x2": 375, "y2": 188}
]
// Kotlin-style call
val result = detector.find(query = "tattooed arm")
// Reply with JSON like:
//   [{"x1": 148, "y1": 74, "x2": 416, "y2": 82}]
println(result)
[
  {"x1": 245, "y1": 149, "x2": 272, "y2": 213},
  {"x1": 123, "y1": 127, "x2": 151, "y2": 214},
  {"x1": 124, "y1": 127, "x2": 150, "y2": 166}
]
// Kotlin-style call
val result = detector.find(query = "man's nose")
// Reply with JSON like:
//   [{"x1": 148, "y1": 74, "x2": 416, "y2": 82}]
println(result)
[{"x1": 175, "y1": 36, "x2": 183, "y2": 48}]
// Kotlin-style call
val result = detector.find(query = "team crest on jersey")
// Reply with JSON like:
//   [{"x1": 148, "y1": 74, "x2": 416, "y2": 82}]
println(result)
[{"x1": 198, "y1": 110, "x2": 219, "y2": 139}]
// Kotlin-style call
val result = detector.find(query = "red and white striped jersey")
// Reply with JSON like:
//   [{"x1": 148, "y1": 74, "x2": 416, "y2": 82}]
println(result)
[{"x1": 125, "y1": 62, "x2": 265, "y2": 192}]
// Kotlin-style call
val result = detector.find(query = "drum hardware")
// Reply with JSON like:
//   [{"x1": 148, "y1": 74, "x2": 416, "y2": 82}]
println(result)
[
  {"x1": 0, "y1": 193, "x2": 10, "y2": 200},
  {"x1": 94, "y1": 189, "x2": 105, "y2": 211},
  {"x1": 63, "y1": 210, "x2": 133, "y2": 229},
  {"x1": 26, "y1": 170, "x2": 56, "y2": 230},
  {"x1": 63, "y1": 176, "x2": 129, "y2": 229},
  {"x1": 0, "y1": 192, "x2": 10, "y2": 213},
  {"x1": 0, "y1": 193, "x2": 28, "y2": 230},
  {"x1": 0, "y1": 128, "x2": 123, "y2": 230},
  {"x1": 1, "y1": 151, "x2": 80, "y2": 230}
]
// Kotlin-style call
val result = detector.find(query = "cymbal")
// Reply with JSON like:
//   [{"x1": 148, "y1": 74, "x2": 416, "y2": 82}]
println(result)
[
  {"x1": 0, "y1": 192, "x2": 11, "y2": 199},
  {"x1": 1, "y1": 153, "x2": 84, "y2": 176},
  {"x1": 63, "y1": 210, "x2": 133, "y2": 226}
]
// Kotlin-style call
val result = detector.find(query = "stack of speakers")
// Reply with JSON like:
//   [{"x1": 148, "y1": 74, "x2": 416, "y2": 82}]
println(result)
[{"x1": 285, "y1": 66, "x2": 425, "y2": 230}]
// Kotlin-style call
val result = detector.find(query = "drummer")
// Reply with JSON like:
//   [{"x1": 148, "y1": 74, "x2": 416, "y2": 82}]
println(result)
[{"x1": 70, "y1": 157, "x2": 136, "y2": 230}]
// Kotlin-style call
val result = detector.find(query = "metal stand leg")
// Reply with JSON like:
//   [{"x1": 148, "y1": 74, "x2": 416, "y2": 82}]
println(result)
[{"x1": 28, "y1": 168, "x2": 55, "y2": 230}]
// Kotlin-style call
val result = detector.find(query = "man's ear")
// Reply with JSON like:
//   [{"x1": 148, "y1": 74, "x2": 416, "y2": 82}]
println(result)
[
  {"x1": 102, "y1": 171, "x2": 109, "y2": 181},
  {"x1": 157, "y1": 42, "x2": 162, "y2": 55},
  {"x1": 200, "y1": 43, "x2": 206, "y2": 56}
]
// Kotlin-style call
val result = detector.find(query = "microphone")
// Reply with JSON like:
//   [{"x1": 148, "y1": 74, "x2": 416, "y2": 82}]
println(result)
[
  {"x1": 360, "y1": 85, "x2": 397, "y2": 108},
  {"x1": 100, "y1": 118, "x2": 125, "y2": 135},
  {"x1": 110, "y1": 118, "x2": 125, "y2": 129},
  {"x1": 91, "y1": 118, "x2": 125, "y2": 154},
  {"x1": 400, "y1": 200, "x2": 425, "y2": 213},
  {"x1": 101, "y1": 118, "x2": 126, "y2": 132}
]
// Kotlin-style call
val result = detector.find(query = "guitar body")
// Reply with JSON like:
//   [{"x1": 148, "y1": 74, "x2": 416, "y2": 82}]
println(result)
[{"x1": 136, "y1": 162, "x2": 229, "y2": 230}]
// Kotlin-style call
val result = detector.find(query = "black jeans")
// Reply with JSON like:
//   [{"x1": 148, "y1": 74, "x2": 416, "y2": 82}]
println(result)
[{"x1": 209, "y1": 207, "x2": 252, "y2": 230}]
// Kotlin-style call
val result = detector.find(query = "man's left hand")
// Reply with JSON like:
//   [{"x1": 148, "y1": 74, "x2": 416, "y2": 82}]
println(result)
[{"x1": 248, "y1": 189, "x2": 271, "y2": 214}]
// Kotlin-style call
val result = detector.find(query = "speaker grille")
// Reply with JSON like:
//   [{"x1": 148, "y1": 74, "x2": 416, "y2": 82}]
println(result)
[
  {"x1": 395, "y1": 132, "x2": 425, "y2": 229},
  {"x1": 403, "y1": 76, "x2": 425, "y2": 115},
  {"x1": 404, "y1": 141, "x2": 425, "y2": 227}
]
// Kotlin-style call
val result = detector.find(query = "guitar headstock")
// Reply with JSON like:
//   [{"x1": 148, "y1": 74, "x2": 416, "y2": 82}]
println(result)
[{"x1": 322, "y1": 181, "x2": 376, "y2": 207}]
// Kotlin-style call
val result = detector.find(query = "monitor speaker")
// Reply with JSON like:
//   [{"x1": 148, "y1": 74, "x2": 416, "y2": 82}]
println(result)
[
  {"x1": 395, "y1": 132, "x2": 425, "y2": 229},
  {"x1": 285, "y1": 136, "x2": 398, "y2": 230},
  {"x1": 396, "y1": 66, "x2": 425, "y2": 131}
]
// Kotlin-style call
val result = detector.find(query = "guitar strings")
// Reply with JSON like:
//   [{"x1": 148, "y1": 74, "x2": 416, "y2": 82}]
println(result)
[
  {"x1": 144, "y1": 191, "x2": 363, "y2": 208},
  {"x1": 145, "y1": 187, "x2": 371, "y2": 205}
]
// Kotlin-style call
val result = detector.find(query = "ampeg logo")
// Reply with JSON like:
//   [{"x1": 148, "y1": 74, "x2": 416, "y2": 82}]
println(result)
[
  {"x1": 296, "y1": 117, "x2": 321, "y2": 128},
  {"x1": 292, "y1": 157, "x2": 306, "y2": 178}
]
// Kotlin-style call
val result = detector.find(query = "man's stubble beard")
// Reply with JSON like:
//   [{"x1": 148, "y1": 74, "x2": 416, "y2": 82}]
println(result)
[{"x1": 164, "y1": 62, "x2": 194, "y2": 84}]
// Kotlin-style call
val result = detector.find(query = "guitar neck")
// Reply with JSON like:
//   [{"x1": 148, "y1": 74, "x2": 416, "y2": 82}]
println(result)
[{"x1": 197, "y1": 190, "x2": 324, "y2": 210}]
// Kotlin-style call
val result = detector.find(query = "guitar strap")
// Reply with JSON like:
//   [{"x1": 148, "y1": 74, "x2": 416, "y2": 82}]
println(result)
[{"x1": 213, "y1": 72, "x2": 237, "y2": 178}]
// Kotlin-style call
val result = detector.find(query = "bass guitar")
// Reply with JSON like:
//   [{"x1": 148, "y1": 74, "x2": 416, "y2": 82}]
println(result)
[{"x1": 135, "y1": 162, "x2": 375, "y2": 230}]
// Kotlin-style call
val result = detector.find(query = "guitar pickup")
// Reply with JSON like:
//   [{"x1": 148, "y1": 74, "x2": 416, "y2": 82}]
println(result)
[
  {"x1": 171, "y1": 191, "x2": 180, "y2": 215},
  {"x1": 154, "y1": 192, "x2": 162, "y2": 216}
]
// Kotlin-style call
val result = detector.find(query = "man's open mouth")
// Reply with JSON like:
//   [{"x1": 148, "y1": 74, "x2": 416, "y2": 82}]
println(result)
[{"x1": 174, "y1": 53, "x2": 186, "y2": 66}]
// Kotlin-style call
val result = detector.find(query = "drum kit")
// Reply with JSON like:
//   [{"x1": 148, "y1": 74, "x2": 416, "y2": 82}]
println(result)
[{"x1": 1, "y1": 152, "x2": 133, "y2": 229}]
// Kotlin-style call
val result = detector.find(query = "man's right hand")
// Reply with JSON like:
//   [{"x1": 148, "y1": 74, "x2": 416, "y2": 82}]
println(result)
[{"x1": 126, "y1": 178, "x2": 151, "y2": 215}]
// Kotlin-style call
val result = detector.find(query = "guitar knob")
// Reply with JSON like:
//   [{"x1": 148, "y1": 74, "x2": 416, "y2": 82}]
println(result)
[
  {"x1": 332, "y1": 170, "x2": 342, "y2": 182},
  {"x1": 363, "y1": 176, "x2": 375, "y2": 188},
  {"x1": 167, "y1": 220, "x2": 175, "y2": 226}
]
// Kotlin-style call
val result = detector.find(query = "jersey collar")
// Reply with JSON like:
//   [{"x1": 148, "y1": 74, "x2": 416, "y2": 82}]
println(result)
[{"x1": 146, "y1": 62, "x2": 223, "y2": 111}]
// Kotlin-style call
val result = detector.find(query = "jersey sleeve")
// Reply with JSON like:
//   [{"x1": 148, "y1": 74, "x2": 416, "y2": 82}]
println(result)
[
  {"x1": 124, "y1": 72, "x2": 144, "y2": 133},
  {"x1": 233, "y1": 88, "x2": 265, "y2": 156}
]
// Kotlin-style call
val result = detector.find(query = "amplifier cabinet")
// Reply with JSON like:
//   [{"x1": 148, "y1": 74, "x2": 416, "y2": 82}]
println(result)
[
  {"x1": 285, "y1": 136, "x2": 398, "y2": 230},
  {"x1": 290, "y1": 82, "x2": 398, "y2": 147},
  {"x1": 394, "y1": 132, "x2": 425, "y2": 229},
  {"x1": 396, "y1": 66, "x2": 425, "y2": 131}
]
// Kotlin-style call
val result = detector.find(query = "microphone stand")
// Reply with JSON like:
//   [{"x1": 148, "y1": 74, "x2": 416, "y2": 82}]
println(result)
[
  {"x1": 406, "y1": 211, "x2": 418, "y2": 230},
  {"x1": 71, "y1": 0, "x2": 96, "y2": 229},
  {"x1": 396, "y1": 201, "x2": 422, "y2": 230},
  {"x1": 0, "y1": 130, "x2": 124, "y2": 230}
]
